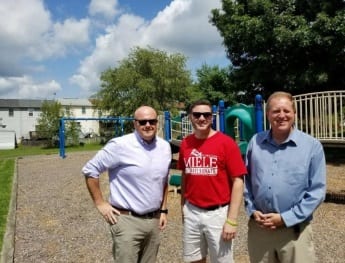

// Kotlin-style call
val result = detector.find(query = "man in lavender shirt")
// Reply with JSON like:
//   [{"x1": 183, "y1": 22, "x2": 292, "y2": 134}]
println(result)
[{"x1": 82, "y1": 105, "x2": 171, "y2": 263}]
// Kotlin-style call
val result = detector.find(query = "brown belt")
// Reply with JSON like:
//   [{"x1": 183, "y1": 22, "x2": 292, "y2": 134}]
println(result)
[{"x1": 112, "y1": 206, "x2": 159, "y2": 219}]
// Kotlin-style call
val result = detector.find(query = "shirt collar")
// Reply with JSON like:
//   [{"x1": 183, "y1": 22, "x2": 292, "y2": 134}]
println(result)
[
  {"x1": 134, "y1": 130, "x2": 157, "y2": 146},
  {"x1": 261, "y1": 128, "x2": 298, "y2": 146}
]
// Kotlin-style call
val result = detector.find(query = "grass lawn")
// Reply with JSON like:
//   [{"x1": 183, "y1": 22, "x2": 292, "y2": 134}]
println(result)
[
  {"x1": 0, "y1": 159, "x2": 15, "y2": 251},
  {"x1": 0, "y1": 143, "x2": 103, "y2": 251},
  {"x1": 0, "y1": 143, "x2": 102, "y2": 159}
]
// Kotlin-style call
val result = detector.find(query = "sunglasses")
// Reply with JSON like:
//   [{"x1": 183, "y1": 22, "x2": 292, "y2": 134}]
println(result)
[
  {"x1": 135, "y1": 119, "x2": 158, "y2": 126},
  {"x1": 191, "y1": 112, "x2": 213, "y2": 119}
]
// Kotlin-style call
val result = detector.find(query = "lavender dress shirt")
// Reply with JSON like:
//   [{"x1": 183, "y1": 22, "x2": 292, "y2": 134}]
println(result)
[{"x1": 82, "y1": 131, "x2": 171, "y2": 214}]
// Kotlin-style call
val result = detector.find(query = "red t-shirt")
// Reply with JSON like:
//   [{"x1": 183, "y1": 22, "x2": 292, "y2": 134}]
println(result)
[{"x1": 178, "y1": 132, "x2": 247, "y2": 208}]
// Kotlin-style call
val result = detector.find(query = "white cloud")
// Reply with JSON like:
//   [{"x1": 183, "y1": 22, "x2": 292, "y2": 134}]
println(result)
[
  {"x1": 53, "y1": 18, "x2": 90, "y2": 48},
  {"x1": 0, "y1": 76, "x2": 61, "y2": 99},
  {"x1": 0, "y1": 0, "x2": 90, "y2": 61},
  {"x1": 0, "y1": 0, "x2": 51, "y2": 73},
  {"x1": 148, "y1": 0, "x2": 223, "y2": 56},
  {"x1": 89, "y1": 0, "x2": 119, "y2": 19},
  {"x1": 0, "y1": 0, "x2": 51, "y2": 47},
  {"x1": 70, "y1": 14, "x2": 148, "y2": 92},
  {"x1": 0, "y1": 0, "x2": 227, "y2": 99},
  {"x1": 72, "y1": 0, "x2": 226, "y2": 95},
  {"x1": 0, "y1": 0, "x2": 90, "y2": 98},
  {"x1": 28, "y1": 18, "x2": 91, "y2": 60}
]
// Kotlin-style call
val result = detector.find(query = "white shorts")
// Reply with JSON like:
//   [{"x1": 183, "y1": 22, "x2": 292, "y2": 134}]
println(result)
[{"x1": 182, "y1": 201, "x2": 234, "y2": 263}]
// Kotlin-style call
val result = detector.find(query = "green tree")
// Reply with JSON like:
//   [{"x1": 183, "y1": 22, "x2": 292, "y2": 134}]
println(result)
[
  {"x1": 184, "y1": 83, "x2": 205, "y2": 107},
  {"x1": 37, "y1": 101, "x2": 81, "y2": 147},
  {"x1": 95, "y1": 46, "x2": 192, "y2": 116},
  {"x1": 195, "y1": 64, "x2": 236, "y2": 106},
  {"x1": 36, "y1": 101, "x2": 63, "y2": 147},
  {"x1": 64, "y1": 111, "x2": 81, "y2": 147},
  {"x1": 211, "y1": 0, "x2": 345, "y2": 101}
]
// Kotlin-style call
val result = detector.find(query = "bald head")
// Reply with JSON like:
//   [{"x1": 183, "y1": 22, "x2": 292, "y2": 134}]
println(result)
[
  {"x1": 133, "y1": 106, "x2": 158, "y2": 143},
  {"x1": 134, "y1": 106, "x2": 157, "y2": 120}
]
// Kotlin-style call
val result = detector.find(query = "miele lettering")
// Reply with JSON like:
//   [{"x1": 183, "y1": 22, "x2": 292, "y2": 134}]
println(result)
[{"x1": 184, "y1": 156, "x2": 217, "y2": 168}]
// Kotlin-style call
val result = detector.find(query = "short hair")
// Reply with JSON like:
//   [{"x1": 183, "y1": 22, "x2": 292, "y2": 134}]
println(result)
[
  {"x1": 266, "y1": 91, "x2": 296, "y2": 113},
  {"x1": 188, "y1": 99, "x2": 212, "y2": 114}
]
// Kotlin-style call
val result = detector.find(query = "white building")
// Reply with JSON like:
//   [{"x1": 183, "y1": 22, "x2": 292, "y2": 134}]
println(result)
[
  {"x1": 0, "y1": 130, "x2": 16, "y2": 149},
  {"x1": 58, "y1": 98, "x2": 100, "y2": 137},
  {"x1": 0, "y1": 98, "x2": 100, "y2": 143}
]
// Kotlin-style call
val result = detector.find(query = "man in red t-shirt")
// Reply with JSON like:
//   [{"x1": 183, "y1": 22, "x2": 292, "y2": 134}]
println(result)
[{"x1": 178, "y1": 99, "x2": 247, "y2": 263}]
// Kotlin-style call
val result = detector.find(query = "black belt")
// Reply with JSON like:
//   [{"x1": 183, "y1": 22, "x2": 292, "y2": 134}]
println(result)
[
  {"x1": 194, "y1": 202, "x2": 229, "y2": 211},
  {"x1": 112, "y1": 206, "x2": 159, "y2": 219}
]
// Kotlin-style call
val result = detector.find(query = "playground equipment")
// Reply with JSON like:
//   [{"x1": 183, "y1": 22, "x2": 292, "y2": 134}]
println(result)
[
  {"x1": 58, "y1": 91, "x2": 345, "y2": 158},
  {"x1": 165, "y1": 90, "x2": 345, "y2": 153},
  {"x1": 224, "y1": 94, "x2": 264, "y2": 154},
  {"x1": 58, "y1": 117, "x2": 133, "y2": 158},
  {"x1": 165, "y1": 94, "x2": 265, "y2": 155},
  {"x1": 169, "y1": 174, "x2": 182, "y2": 196},
  {"x1": 225, "y1": 104, "x2": 255, "y2": 154}
]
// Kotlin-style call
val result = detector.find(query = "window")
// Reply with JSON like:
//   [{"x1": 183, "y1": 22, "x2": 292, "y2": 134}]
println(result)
[
  {"x1": 82, "y1": 106, "x2": 86, "y2": 114},
  {"x1": 28, "y1": 108, "x2": 34, "y2": 117},
  {"x1": 9, "y1": 108, "x2": 14, "y2": 117},
  {"x1": 65, "y1": 106, "x2": 70, "y2": 115}
]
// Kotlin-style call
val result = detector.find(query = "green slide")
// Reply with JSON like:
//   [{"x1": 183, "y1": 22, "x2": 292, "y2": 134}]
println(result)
[{"x1": 224, "y1": 104, "x2": 255, "y2": 155}]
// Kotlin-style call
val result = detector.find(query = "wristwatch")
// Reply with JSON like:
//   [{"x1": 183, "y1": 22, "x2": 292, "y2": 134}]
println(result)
[{"x1": 160, "y1": 209, "x2": 168, "y2": 214}]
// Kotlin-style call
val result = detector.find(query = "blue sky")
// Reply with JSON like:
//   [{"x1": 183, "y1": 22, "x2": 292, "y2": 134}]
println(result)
[{"x1": 0, "y1": 0, "x2": 229, "y2": 99}]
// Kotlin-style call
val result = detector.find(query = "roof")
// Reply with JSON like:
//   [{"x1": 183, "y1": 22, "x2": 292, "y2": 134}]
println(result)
[
  {"x1": 0, "y1": 99, "x2": 51, "y2": 108},
  {"x1": 0, "y1": 98, "x2": 94, "y2": 108}
]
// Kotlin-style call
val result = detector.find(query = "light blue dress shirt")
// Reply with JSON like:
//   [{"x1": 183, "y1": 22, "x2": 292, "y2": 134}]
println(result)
[
  {"x1": 82, "y1": 131, "x2": 172, "y2": 214},
  {"x1": 244, "y1": 128, "x2": 326, "y2": 227}
]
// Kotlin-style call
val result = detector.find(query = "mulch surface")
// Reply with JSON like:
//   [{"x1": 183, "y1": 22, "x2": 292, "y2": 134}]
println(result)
[{"x1": 4, "y1": 151, "x2": 345, "y2": 262}]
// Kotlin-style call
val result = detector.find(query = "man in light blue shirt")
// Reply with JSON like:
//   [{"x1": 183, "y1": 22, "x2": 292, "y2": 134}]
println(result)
[
  {"x1": 244, "y1": 91, "x2": 326, "y2": 263},
  {"x1": 82, "y1": 105, "x2": 171, "y2": 263}
]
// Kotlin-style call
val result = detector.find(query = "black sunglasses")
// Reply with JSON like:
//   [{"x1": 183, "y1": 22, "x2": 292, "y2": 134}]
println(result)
[
  {"x1": 135, "y1": 119, "x2": 158, "y2": 126},
  {"x1": 191, "y1": 112, "x2": 213, "y2": 119}
]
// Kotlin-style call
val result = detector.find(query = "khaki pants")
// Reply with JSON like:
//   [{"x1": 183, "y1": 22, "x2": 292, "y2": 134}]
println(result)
[
  {"x1": 247, "y1": 219, "x2": 315, "y2": 263},
  {"x1": 110, "y1": 215, "x2": 160, "y2": 263}
]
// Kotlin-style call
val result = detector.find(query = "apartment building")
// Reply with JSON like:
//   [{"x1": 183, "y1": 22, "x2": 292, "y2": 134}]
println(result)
[{"x1": 0, "y1": 98, "x2": 99, "y2": 144}]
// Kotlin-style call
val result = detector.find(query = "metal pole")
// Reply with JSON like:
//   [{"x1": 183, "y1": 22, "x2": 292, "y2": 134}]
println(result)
[
  {"x1": 212, "y1": 105, "x2": 217, "y2": 130},
  {"x1": 164, "y1": 111, "x2": 171, "y2": 141},
  {"x1": 218, "y1": 100, "x2": 225, "y2": 133},
  {"x1": 255, "y1": 94, "x2": 264, "y2": 133},
  {"x1": 59, "y1": 118, "x2": 66, "y2": 158}
]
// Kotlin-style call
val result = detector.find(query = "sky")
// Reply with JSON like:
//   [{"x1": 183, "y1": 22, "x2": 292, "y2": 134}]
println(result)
[{"x1": 0, "y1": 0, "x2": 229, "y2": 100}]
